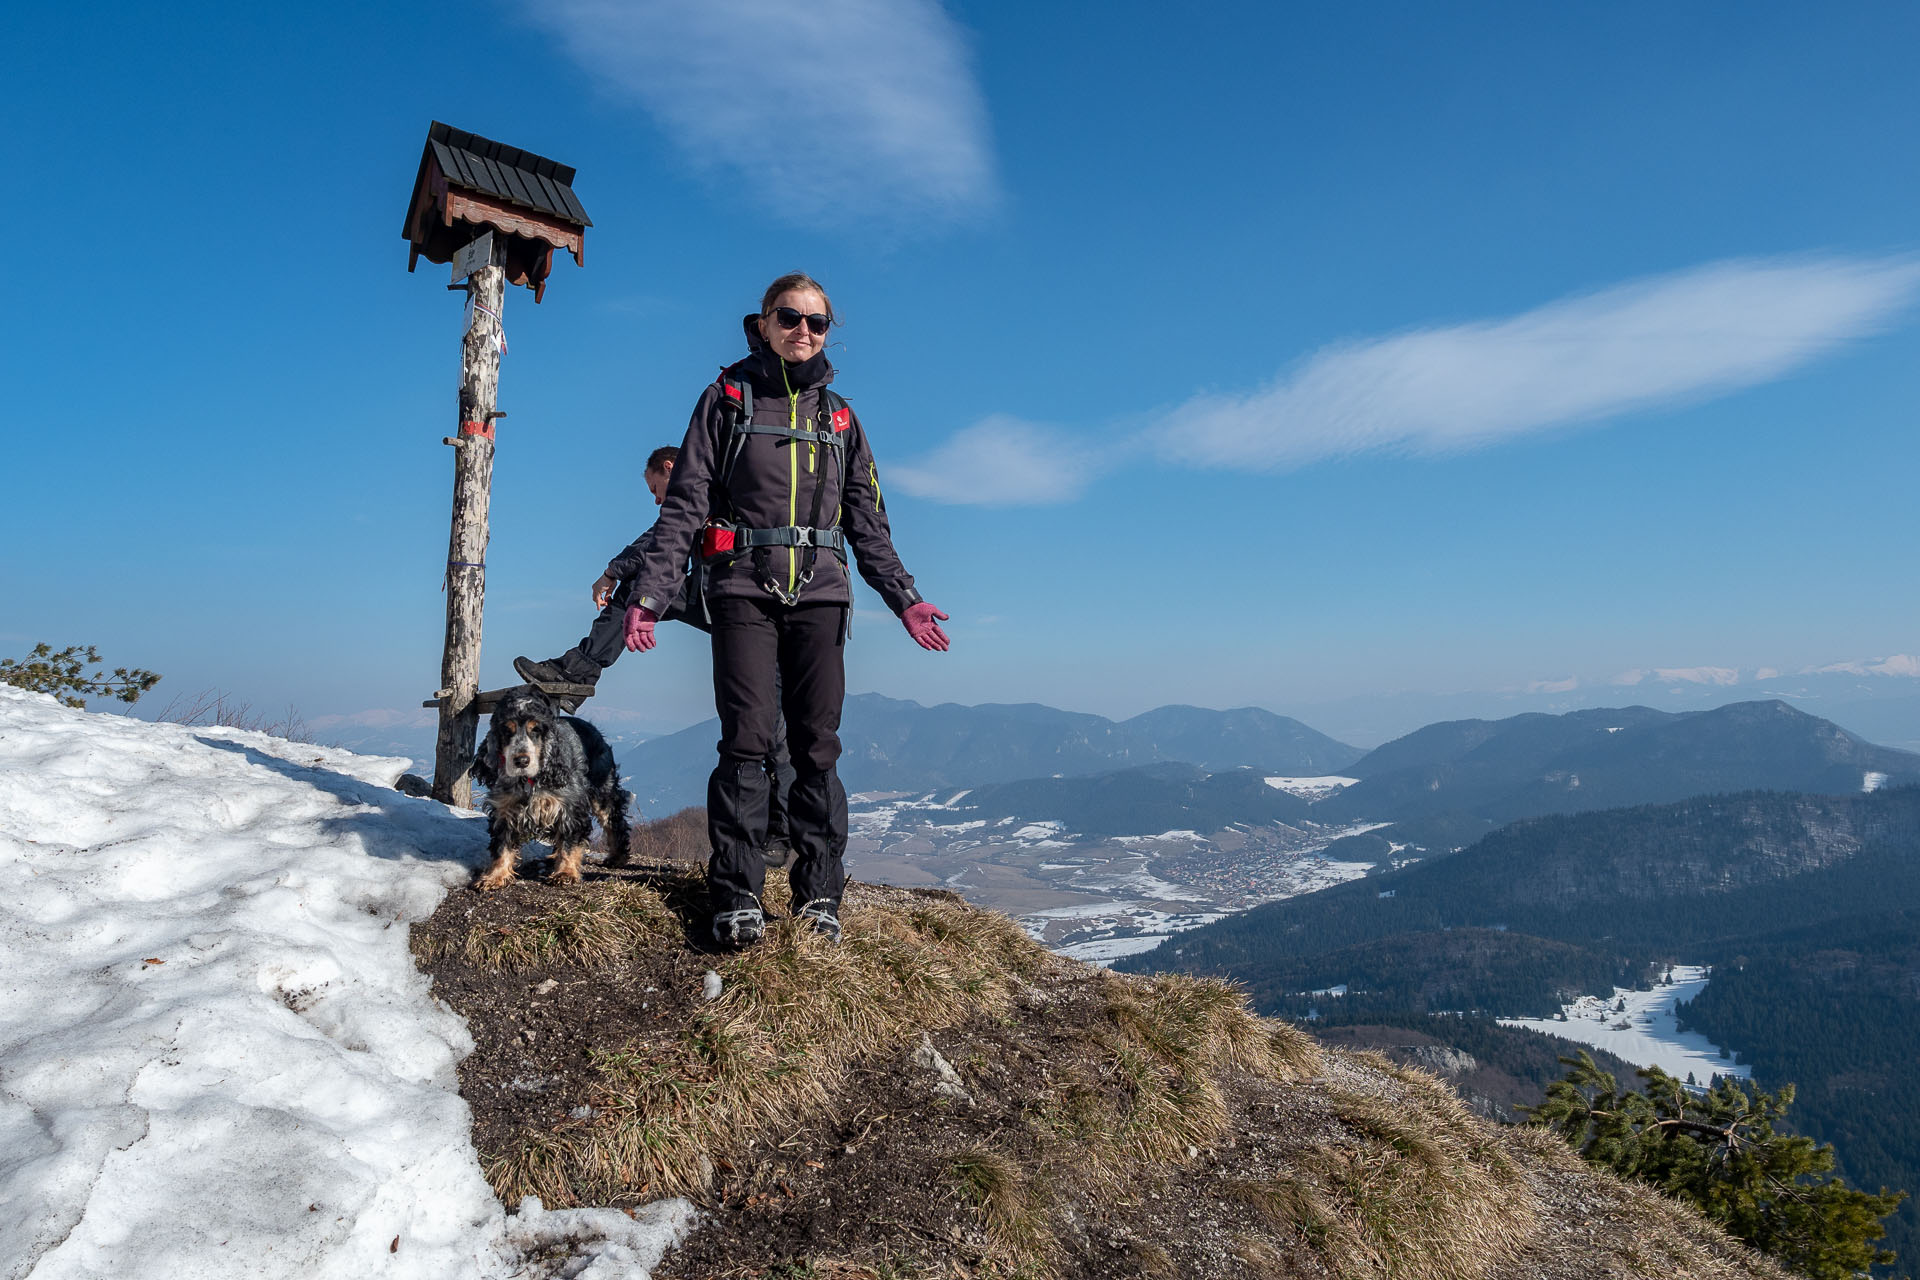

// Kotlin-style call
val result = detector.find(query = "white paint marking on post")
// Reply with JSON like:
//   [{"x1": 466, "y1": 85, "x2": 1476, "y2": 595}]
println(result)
[{"x1": 451, "y1": 231, "x2": 495, "y2": 284}]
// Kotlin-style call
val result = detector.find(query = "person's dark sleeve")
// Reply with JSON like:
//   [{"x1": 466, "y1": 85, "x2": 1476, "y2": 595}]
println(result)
[
  {"x1": 838, "y1": 409, "x2": 924, "y2": 616},
  {"x1": 631, "y1": 388, "x2": 724, "y2": 616},
  {"x1": 603, "y1": 526, "x2": 655, "y2": 582}
]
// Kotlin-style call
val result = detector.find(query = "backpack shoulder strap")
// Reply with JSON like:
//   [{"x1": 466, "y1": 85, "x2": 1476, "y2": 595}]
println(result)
[{"x1": 714, "y1": 367, "x2": 754, "y2": 499}]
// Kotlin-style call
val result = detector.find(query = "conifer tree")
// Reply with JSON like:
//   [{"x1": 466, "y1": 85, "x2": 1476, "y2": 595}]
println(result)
[
  {"x1": 1531, "y1": 1052, "x2": 1905, "y2": 1278},
  {"x1": 0, "y1": 643, "x2": 161, "y2": 708}
]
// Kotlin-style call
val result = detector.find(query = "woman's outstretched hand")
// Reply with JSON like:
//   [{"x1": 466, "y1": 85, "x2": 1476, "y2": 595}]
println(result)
[
  {"x1": 624, "y1": 605, "x2": 660, "y2": 652},
  {"x1": 902, "y1": 602, "x2": 950, "y2": 651}
]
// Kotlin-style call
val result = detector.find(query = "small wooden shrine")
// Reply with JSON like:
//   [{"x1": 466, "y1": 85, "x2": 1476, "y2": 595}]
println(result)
[{"x1": 402, "y1": 121, "x2": 591, "y2": 302}]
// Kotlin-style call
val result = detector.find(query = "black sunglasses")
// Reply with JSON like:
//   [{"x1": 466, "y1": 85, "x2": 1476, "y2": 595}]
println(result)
[{"x1": 771, "y1": 306, "x2": 830, "y2": 335}]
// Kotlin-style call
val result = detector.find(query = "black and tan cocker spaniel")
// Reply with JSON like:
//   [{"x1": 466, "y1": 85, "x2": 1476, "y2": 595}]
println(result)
[{"x1": 471, "y1": 686, "x2": 632, "y2": 890}]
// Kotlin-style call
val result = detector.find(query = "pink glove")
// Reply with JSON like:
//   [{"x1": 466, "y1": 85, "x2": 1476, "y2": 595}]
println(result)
[
  {"x1": 623, "y1": 605, "x2": 659, "y2": 652},
  {"x1": 903, "y1": 602, "x2": 950, "y2": 651}
]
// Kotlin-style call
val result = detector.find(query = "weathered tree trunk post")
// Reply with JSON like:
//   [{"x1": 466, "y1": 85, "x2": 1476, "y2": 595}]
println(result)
[
  {"x1": 431, "y1": 254, "x2": 506, "y2": 806},
  {"x1": 404, "y1": 123, "x2": 589, "y2": 804}
]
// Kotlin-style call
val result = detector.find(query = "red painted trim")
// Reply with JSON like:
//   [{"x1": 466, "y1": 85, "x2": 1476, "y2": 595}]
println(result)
[{"x1": 459, "y1": 419, "x2": 495, "y2": 440}]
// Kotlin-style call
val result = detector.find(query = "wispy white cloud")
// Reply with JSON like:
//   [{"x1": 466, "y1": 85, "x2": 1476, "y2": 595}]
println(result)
[
  {"x1": 1809, "y1": 654, "x2": 1920, "y2": 677},
  {"x1": 1164, "y1": 254, "x2": 1920, "y2": 470},
  {"x1": 526, "y1": 0, "x2": 998, "y2": 224},
  {"x1": 897, "y1": 253, "x2": 1920, "y2": 504},
  {"x1": 1652, "y1": 666, "x2": 1742, "y2": 687},
  {"x1": 889, "y1": 416, "x2": 1107, "y2": 505}
]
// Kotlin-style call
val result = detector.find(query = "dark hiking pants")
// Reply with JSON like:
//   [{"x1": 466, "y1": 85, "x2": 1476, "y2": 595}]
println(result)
[
  {"x1": 705, "y1": 596, "x2": 847, "y2": 914},
  {"x1": 569, "y1": 579, "x2": 794, "y2": 841}
]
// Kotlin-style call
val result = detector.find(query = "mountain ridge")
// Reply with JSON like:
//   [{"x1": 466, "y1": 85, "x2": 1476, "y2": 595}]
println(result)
[
  {"x1": 1318, "y1": 699, "x2": 1920, "y2": 825},
  {"x1": 623, "y1": 692, "x2": 1363, "y2": 813}
]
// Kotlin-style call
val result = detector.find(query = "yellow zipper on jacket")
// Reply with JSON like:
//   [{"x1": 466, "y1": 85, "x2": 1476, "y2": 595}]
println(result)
[{"x1": 782, "y1": 363, "x2": 799, "y2": 593}]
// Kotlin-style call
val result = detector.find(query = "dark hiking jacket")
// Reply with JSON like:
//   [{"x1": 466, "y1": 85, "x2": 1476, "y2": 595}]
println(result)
[
  {"x1": 631, "y1": 342, "x2": 922, "y2": 619},
  {"x1": 604, "y1": 525, "x2": 655, "y2": 585}
]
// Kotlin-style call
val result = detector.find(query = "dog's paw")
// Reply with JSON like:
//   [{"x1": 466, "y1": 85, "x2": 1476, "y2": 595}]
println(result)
[
  {"x1": 545, "y1": 864, "x2": 584, "y2": 886},
  {"x1": 474, "y1": 866, "x2": 516, "y2": 891}
]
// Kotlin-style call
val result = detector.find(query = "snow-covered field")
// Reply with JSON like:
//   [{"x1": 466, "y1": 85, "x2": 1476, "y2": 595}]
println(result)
[
  {"x1": 1263, "y1": 776, "x2": 1359, "y2": 799},
  {"x1": 0, "y1": 687, "x2": 695, "y2": 1279},
  {"x1": 1499, "y1": 965, "x2": 1751, "y2": 1085}
]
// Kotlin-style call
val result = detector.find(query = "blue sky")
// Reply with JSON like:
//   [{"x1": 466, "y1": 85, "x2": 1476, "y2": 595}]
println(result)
[{"x1": 5, "y1": 1, "x2": 1919, "y2": 747}]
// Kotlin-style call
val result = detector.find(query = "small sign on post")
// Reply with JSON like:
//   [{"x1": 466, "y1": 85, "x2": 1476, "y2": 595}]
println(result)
[{"x1": 451, "y1": 231, "x2": 494, "y2": 284}]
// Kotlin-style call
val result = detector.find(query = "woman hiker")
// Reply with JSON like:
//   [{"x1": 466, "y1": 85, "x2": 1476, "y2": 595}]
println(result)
[{"x1": 621, "y1": 272, "x2": 950, "y2": 948}]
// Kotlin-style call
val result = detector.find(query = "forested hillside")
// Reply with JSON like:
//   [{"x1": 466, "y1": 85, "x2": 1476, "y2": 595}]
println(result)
[
  {"x1": 949, "y1": 763, "x2": 1313, "y2": 836},
  {"x1": 1137, "y1": 787, "x2": 1920, "y2": 980},
  {"x1": 1317, "y1": 700, "x2": 1920, "y2": 825},
  {"x1": 1681, "y1": 910, "x2": 1920, "y2": 1264},
  {"x1": 1219, "y1": 928, "x2": 1646, "y2": 1021}
]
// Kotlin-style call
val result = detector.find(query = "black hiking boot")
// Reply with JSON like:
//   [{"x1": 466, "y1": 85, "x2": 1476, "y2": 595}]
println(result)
[
  {"x1": 712, "y1": 905, "x2": 766, "y2": 950},
  {"x1": 513, "y1": 655, "x2": 596, "y2": 712},
  {"x1": 795, "y1": 899, "x2": 842, "y2": 944}
]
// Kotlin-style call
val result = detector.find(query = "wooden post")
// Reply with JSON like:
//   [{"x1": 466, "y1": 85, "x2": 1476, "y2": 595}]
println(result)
[{"x1": 431, "y1": 252, "x2": 506, "y2": 806}]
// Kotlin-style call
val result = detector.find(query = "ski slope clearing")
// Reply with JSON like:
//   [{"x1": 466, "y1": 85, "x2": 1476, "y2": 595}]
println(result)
[
  {"x1": 0, "y1": 687, "x2": 695, "y2": 1280},
  {"x1": 1499, "y1": 965, "x2": 1751, "y2": 1086}
]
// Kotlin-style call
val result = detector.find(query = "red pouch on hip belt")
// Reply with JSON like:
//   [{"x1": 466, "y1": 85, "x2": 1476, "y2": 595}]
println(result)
[{"x1": 701, "y1": 525, "x2": 736, "y2": 558}]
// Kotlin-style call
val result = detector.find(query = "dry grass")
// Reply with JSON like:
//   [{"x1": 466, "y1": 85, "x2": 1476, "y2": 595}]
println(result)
[
  {"x1": 952, "y1": 1144, "x2": 1055, "y2": 1265},
  {"x1": 413, "y1": 880, "x2": 682, "y2": 970},
  {"x1": 1034, "y1": 973, "x2": 1322, "y2": 1183},
  {"x1": 1494, "y1": 1124, "x2": 1790, "y2": 1279},
  {"x1": 491, "y1": 874, "x2": 1051, "y2": 1207},
  {"x1": 1228, "y1": 1232, "x2": 1294, "y2": 1277},
  {"x1": 1280, "y1": 1064, "x2": 1537, "y2": 1280}
]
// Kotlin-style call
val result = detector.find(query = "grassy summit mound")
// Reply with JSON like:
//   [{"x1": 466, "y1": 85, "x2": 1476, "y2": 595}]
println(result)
[{"x1": 412, "y1": 843, "x2": 1782, "y2": 1279}]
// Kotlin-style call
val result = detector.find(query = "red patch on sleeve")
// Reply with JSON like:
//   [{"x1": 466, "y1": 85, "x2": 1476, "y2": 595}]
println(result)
[{"x1": 831, "y1": 407, "x2": 851, "y2": 432}]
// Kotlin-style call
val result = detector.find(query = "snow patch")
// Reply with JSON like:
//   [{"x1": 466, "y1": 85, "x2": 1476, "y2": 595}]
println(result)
[
  {"x1": 1053, "y1": 935, "x2": 1169, "y2": 965},
  {"x1": 0, "y1": 687, "x2": 696, "y2": 1278},
  {"x1": 1263, "y1": 775, "x2": 1359, "y2": 799},
  {"x1": 1112, "y1": 829, "x2": 1204, "y2": 845},
  {"x1": 1499, "y1": 965, "x2": 1749, "y2": 1085},
  {"x1": 503, "y1": 1196, "x2": 697, "y2": 1279},
  {"x1": 1864, "y1": 771, "x2": 1889, "y2": 793}
]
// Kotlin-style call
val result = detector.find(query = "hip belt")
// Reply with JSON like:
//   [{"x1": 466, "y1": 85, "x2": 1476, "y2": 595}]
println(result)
[{"x1": 701, "y1": 523, "x2": 847, "y2": 561}]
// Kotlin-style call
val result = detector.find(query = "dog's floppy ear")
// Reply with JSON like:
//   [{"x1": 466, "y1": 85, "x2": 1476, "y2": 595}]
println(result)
[
  {"x1": 471, "y1": 727, "x2": 497, "y2": 787},
  {"x1": 534, "y1": 715, "x2": 574, "y2": 791}
]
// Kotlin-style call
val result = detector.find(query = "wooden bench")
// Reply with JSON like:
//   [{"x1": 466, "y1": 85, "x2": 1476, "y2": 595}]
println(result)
[{"x1": 421, "y1": 683, "x2": 598, "y2": 712}]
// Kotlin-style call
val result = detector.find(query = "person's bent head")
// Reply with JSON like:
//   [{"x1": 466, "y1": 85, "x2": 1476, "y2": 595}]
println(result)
[
  {"x1": 645, "y1": 445, "x2": 678, "y2": 505},
  {"x1": 755, "y1": 272, "x2": 835, "y2": 364}
]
